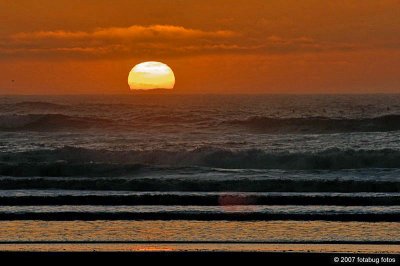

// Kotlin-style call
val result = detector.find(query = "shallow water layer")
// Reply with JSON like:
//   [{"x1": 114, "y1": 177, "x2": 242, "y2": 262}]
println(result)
[{"x1": 0, "y1": 220, "x2": 398, "y2": 243}]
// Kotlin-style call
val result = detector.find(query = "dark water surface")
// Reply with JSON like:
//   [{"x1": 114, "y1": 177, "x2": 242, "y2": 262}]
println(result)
[{"x1": 1, "y1": 95, "x2": 399, "y2": 252}]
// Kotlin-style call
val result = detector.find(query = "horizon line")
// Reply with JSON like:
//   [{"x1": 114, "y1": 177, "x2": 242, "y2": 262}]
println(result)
[{"x1": 1, "y1": 92, "x2": 400, "y2": 96}]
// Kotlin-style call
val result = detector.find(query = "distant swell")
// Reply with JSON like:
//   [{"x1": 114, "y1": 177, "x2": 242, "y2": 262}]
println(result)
[
  {"x1": 0, "y1": 114, "x2": 113, "y2": 131},
  {"x1": 2, "y1": 113, "x2": 400, "y2": 133},
  {"x1": 14, "y1": 101, "x2": 68, "y2": 109},
  {"x1": 2, "y1": 147, "x2": 400, "y2": 172},
  {"x1": 224, "y1": 115, "x2": 400, "y2": 133}
]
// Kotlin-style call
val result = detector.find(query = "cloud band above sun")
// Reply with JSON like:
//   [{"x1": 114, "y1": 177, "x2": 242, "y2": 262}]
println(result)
[
  {"x1": 0, "y1": 25, "x2": 237, "y2": 59},
  {"x1": 0, "y1": 23, "x2": 363, "y2": 60},
  {"x1": 12, "y1": 25, "x2": 236, "y2": 40}
]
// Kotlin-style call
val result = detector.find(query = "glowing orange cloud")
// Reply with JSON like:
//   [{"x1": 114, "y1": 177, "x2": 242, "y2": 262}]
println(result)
[{"x1": 11, "y1": 25, "x2": 237, "y2": 40}]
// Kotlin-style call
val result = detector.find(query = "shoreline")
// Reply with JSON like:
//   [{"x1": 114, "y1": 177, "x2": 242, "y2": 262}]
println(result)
[
  {"x1": 0, "y1": 212, "x2": 399, "y2": 221},
  {"x1": 0, "y1": 243, "x2": 398, "y2": 253}
]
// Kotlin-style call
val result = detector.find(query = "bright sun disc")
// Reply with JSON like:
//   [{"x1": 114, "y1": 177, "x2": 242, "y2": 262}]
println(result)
[{"x1": 128, "y1": 61, "x2": 175, "y2": 90}]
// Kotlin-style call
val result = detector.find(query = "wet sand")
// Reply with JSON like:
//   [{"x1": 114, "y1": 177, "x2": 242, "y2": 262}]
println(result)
[{"x1": 0, "y1": 220, "x2": 398, "y2": 253}]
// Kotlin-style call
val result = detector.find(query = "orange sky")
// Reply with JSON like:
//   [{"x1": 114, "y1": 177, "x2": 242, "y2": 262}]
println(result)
[{"x1": 0, "y1": 0, "x2": 400, "y2": 94}]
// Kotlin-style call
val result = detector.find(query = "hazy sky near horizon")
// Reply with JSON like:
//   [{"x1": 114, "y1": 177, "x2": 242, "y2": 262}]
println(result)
[{"x1": 0, "y1": 0, "x2": 400, "y2": 94}]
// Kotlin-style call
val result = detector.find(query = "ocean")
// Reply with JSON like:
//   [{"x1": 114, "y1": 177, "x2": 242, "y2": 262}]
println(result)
[{"x1": 0, "y1": 94, "x2": 399, "y2": 252}]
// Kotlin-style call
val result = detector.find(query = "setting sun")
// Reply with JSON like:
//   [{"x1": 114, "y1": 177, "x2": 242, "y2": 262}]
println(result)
[{"x1": 128, "y1": 61, "x2": 175, "y2": 90}]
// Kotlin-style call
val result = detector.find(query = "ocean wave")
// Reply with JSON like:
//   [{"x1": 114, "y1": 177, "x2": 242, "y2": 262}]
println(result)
[
  {"x1": 14, "y1": 101, "x2": 68, "y2": 109},
  {"x1": 0, "y1": 114, "x2": 113, "y2": 131},
  {"x1": 2, "y1": 112, "x2": 400, "y2": 133},
  {"x1": 0, "y1": 162, "x2": 145, "y2": 177},
  {"x1": 224, "y1": 115, "x2": 400, "y2": 133},
  {"x1": 1, "y1": 193, "x2": 399, "y2": 206},
  {"x1": 2, "y1": 147, "x2": 400, "y2": 171},
  {"x1": 0, "y1": 177, "x2": 399, "y2": 192}
]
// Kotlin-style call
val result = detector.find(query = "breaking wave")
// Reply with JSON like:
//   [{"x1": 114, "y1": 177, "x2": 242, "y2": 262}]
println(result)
[
  {"x1": 0, "y1": 176, "x2": 399, "y2": 192},
  {"x1": 1, "y1": 193, "x2": 399, "y2": 206},
  {"x1": 2, "y1": 146, "x2": 400, "y2": 172}
]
